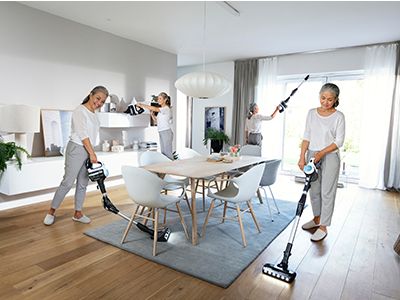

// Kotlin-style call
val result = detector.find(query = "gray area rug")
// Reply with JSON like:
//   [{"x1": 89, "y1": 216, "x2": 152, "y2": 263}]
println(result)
[{"x1": 84, "y1": 198, "x2": 297, "y2": 288}]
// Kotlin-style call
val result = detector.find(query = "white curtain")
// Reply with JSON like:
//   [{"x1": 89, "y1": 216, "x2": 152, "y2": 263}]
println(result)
[
  {"x1": 384, "y1": 44, "x2": 400, "y2": 190},
  {"x1": 256, "y1": 57, "x2": 283, "y2": 159},
  {"x1": 359, "y1": 43, "x2": 398, "y2": 189},
  {"x1": 256, "y1": 57, "x2": 278, "y2": 105}
]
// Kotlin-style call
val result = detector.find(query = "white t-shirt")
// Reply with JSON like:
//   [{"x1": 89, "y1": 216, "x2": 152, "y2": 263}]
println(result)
[
  {"x1": 69, "y1": 104, "x2": 100, "y2": 146},
  {"x1": 245, "y1": 114, "x2": 272, "y2": 134},
  {"x1": 303, "y1": 108, "x2": 345, "y2": 151},
  {"x1": 157, "y1": 106, "x2": 172, "y2": 132}
]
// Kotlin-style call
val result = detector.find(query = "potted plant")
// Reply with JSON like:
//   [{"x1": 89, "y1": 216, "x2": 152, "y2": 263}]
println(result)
[
  {"x1": 0, "y1": 141, "x2": 29, "y2": 173},
  {"x1": 203, "y1": 128, "x2": 230, "y2": 153}
]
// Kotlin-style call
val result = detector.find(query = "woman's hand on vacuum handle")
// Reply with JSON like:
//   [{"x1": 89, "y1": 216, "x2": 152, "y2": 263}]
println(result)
[
  {"x1": 90, "y1": 153, "x2": 98, "y2": 164},
  {"x1": 314, "y1": 151, "x2": 324, "y2": 164}
]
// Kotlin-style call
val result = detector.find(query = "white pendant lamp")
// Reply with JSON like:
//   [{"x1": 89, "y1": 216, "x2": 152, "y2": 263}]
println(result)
[
  {"x1": 175, "y1": 2, "x2": 231, "y2": 99},
  {"x1": 175, "y1": 71, "x2": 231, "y2": 99}
]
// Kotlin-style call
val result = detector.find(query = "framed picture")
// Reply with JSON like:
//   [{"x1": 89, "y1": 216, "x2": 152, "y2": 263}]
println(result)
[
  {"x1": 205, "y1": 106, "x2": 225, "y2": 134},
  {"x1": 41, "y1": 110, "x2": 72, "y2": 157}
]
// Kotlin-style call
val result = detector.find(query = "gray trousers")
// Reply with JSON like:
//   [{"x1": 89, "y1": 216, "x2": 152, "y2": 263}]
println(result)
[
  {"x1": 248, "y1": 133, "x2": 263, "y2": 146},
  {"x1": 307, "y1": 150, "x2": 340, "y2": 226},
  {"x1": 159, "y1": 129, "x2": 174, "y2": 160},
  {"x1": 51, "y1": 141, "x2": 89, "y2": 211}
]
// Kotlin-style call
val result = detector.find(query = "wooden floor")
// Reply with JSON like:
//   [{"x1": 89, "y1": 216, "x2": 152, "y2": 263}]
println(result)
[{"x1": 1, "y1": 176, "x2": 399, "y2": 300}]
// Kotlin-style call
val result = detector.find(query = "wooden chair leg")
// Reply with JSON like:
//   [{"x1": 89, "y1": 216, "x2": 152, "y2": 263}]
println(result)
[
  {"x1": 236, "y1": 204, "x2": 247, "y2": 247},
  {"x1": 219, "y1": 174, "x2": 225, "y2": 190},
  {"x1": 201, "y1": 199, "x2": 215, "y2": 238},
  {"x1": 142, "y1": 206, "x2": 150, "y2": 226},
  {"x1": 133, "y1": 204, "x2": 140, "y2": 220},
  {"x1": 176, "y1": 203, "x2": 189, "y2": 240},
  {"x1": 247, "y1": 200, "x2": 261, "y2": 232},
  {"x1": 121, "y1": 209, "x2": 137, "y2": 244},
  {"x1": 222, "y1": 201, "x2": 228, "y2": 223},
  {"x1": 152, "y1": 209, "x2": 159, "y2": 256},
  {"x1": 163, "y1": 208, "x2": 167, "y2": 225}
]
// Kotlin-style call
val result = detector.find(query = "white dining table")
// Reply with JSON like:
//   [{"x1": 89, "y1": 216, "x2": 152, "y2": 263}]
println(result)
[{"x1": 143, "y1": 155, "x2": 267, "y2": 245}]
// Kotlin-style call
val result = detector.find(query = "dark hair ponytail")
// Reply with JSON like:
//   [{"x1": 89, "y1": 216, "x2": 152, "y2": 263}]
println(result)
[
  {"x1": 82, "y1": 86, "x2": 109, "y2": 104},
  {"x1": 247, "y1": 102, "x2": 257, "y2": 119},
  {"x1": 159, "y1": 92, "x2": 171, "y2": 107}
]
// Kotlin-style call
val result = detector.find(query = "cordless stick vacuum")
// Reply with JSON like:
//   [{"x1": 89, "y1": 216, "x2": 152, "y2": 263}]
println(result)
[
  {"x1": 262, "y1": 158, "x2": 320, "y2": 283},
  {"x1": 278, "y1": 75, "x2": 310, "y2": 113},
  {"x1": 124, "y1": 98, "x2": 145, "y2": 116},
  {"x1": 86, "y1": 159, "x2": 171, "y2": 242}
]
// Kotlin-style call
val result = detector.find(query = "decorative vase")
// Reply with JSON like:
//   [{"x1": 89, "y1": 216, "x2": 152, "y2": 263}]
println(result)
[
  {"x1": 210, "y1": 140, "x2": 223, "y2": 153},
  {"x1": 230, "y1": 151, "x2": 240, "y2": 157}
]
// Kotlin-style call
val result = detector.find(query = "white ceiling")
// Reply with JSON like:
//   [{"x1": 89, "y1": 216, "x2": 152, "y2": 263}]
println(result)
[{"x1": 21, "y1": 1, "x2": 400, "y2": 66}]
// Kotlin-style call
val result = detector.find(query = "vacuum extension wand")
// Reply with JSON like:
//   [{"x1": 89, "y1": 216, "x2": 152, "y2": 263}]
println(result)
[
  {"x1": 86, "y1": 159, "x2": 171, "y2": 242},
  {"x1": 278, "y1": 74, "x2": 310, "y2": 113},
  {"x1": 262, "y1": 158, "x2": 320, "y2": 283}
]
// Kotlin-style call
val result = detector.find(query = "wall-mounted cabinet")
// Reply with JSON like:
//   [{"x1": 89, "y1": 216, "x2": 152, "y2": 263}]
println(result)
[{"x1": 97, "y1": 112, "x2": 150, "y2": 128}]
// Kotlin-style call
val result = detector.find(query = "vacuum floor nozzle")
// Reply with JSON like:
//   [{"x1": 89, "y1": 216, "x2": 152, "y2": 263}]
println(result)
[
  {"x1": 262, "y1": 263, "x2": 296, "y2": 283},
  {"x1": 152, "y1": 227, "x2": 171, "y2": 242}
]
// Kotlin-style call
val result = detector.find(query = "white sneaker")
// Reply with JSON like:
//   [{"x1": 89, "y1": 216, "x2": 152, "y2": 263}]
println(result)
[
  {"x1": 43, "y1": 214, "x2": 55, "y2": 226},
  {"x1": 72, "y1": 215, "x2": 91, "y2": 224}
]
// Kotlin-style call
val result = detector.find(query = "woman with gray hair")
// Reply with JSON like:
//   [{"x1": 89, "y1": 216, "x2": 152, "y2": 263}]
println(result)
[
  {"x1": 245, "y1": 103, "x2": 279, "y2": 146},
  {"x1": 43, "y1": 86, "x2": 109, "y2": 226},
  {"x1": 298, "y1": 83, "x2": 345, "y2": 242}
]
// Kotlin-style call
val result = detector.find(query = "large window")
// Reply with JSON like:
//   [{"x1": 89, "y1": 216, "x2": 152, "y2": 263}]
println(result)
[{"x1": 276, "y1": 73, "x2": 363, "y2": 179}]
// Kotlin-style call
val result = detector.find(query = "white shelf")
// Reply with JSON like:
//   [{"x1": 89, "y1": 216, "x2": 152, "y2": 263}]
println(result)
[
  {"x1": 0, "y1": 150, "x2": 146, "y2": 196},
  {"x1": 97, "y1": 112, "x2": 150, "y2": 128}
]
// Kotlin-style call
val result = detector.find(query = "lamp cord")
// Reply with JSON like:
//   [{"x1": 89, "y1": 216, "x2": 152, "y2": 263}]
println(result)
[{"x1": 202, "y1": 1, "x2": 206, "y2": 72}]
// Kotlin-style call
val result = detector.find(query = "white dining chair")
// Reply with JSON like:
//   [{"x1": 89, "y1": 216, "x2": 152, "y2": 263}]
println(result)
[
  {"x1": 121, "y1": 166, "x2": 189, "y2": 256},
  {"x1": 201, "y1": 163, "x2": 266, "y2": 247},
  {"x1": 139, "y1": 151, "x2": 191, "y2": 215}
]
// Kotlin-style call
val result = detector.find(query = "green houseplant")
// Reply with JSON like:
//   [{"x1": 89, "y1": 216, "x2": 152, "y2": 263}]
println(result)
[
  {"x1": 0, "y1": 141, "x2": 29, "y2": 173},
  {"x1": 203, "y1": 128, "x2": 230, "y2": 153}
]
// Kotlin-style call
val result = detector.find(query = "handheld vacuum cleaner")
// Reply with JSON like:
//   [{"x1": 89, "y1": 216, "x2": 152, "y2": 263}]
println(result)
[
  {"x1": 124, "y1": 98, "x2": 145, "y2": 116},
  {"x1": 278, "y1": 74, "x2": 310, "y2": 113},
  {"x1": 262, "y1": 158, "x2": 320, "y2": 283},
  {"x1": 86, "y1": 159, "x2": 171, "y2": 242}
]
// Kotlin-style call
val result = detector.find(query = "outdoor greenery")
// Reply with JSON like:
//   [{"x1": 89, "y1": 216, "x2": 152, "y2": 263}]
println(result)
[
  {"x1": 0, "y1": 141, "x2": 29, "y2": 172},
  {"x1": 203, "y1": 128, "x2": 230, "y2": 145}
]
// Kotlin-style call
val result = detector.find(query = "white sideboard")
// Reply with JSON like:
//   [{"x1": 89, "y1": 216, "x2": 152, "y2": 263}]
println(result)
[
  {"x1": 97, "y1": 112, "x2": 150, "y2": 128},
  {"x1": 0, "y1": 150, "x2": 143, "y2": 196}
]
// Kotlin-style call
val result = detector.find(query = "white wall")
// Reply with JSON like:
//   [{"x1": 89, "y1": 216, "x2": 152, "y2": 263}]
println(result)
[{"x1": 0, "y1": 2, "x2": 177, "y2": 156}]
